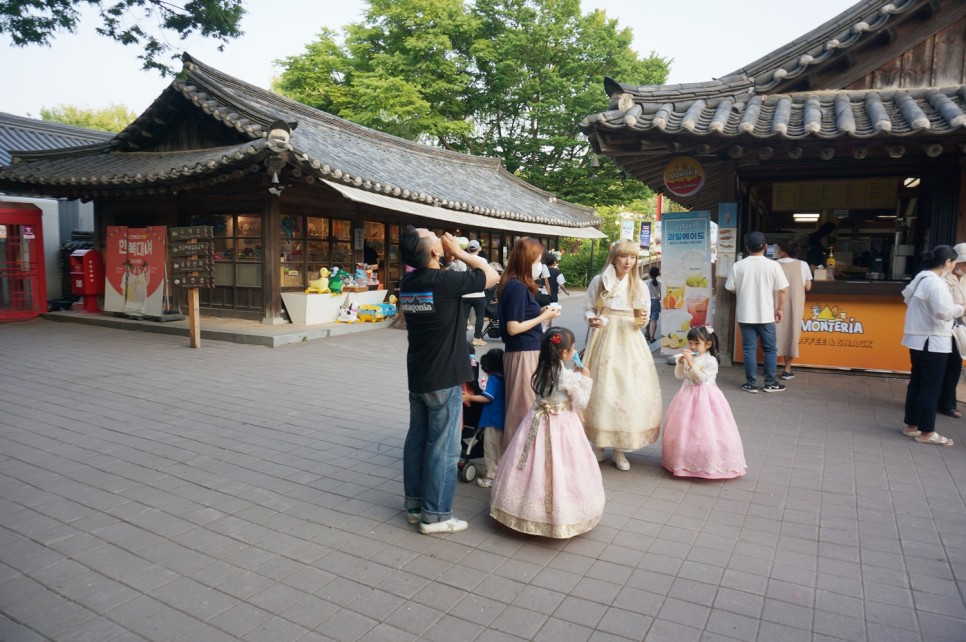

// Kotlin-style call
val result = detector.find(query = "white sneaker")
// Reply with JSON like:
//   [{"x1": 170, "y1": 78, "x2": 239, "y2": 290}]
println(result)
[
  {"x1": 476, "y1": 477, "x2": 492, "y2": 488},
  {"x1": 593, "y1": 447, "x2": 606, "y2": 463},
  {"x1": 613, "y1": 450, "x2": 630, "y2": 471},
  {"x1": 406, "y1": 510, "x2": 421, "y2": 525},
  {"x1": 419, "y1": 517, "x2": 468, "y2": 534}
]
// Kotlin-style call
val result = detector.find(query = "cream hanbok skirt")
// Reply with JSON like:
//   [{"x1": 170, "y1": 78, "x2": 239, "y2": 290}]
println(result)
[{"x1": 583, "y1": 309, "x2": 662, "y2": 450}]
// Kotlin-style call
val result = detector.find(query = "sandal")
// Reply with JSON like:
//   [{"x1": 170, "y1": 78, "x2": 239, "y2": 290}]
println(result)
[
  {"x1": 902, "y1": 427, "x2": 921, "y2": 438},
  {"x1": 914, "y1": 432, "x2": 955, "y2": 446},
  {"x1": 938, "y1": 409, "x2": 962, "y2": 418}
]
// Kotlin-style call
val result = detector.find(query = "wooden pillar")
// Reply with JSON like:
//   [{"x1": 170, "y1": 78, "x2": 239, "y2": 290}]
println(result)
[
  {"x1": 262, "y1": 193, "x2": 282, "y2": 324},
  {"x1": 714, "y1": 160, "x2": 738, "y2": 366}
]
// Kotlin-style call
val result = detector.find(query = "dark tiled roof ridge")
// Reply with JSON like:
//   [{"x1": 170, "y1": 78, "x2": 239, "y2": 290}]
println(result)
[
  {"x1": 182, "y1": 54, "x2": 505, "y2": 170},
  {"x1": 729, "y1": 0, "x2": 924, "y2": 91},
  {"x1": 0, "y1": 112, "x2": 114, "y2": 142},
  {"x1": 178, "y1": 54, "x2": 597, "y2": 226}
]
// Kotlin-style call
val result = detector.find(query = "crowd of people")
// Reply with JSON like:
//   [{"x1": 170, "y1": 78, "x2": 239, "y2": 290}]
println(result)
[
  {"x1": 398, "y1": 227, "x2": 749, "y2": 539},
  {"x1": 398, "y1": 226, "x2": 964, "y2": 539}
]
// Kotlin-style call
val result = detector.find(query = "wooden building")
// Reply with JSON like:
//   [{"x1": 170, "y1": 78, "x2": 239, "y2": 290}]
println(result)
[
  {"x1": 581, "y1": 0, "x2": 966, "y2": 372},
  {"x1": 0, "y1": 54, "x2": 603, "y2": 323}
]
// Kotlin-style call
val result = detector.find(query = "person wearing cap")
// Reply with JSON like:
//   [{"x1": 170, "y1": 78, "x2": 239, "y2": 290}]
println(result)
[
  {"x1": 937, "y1": 242, "x2": 966, "y2": 418},
  {"x1": 725, "y1": 231, "x2": 789, "y2": 394},
  {"x1": 459, "y1": 240, "x2": 488, "y2": 346}
]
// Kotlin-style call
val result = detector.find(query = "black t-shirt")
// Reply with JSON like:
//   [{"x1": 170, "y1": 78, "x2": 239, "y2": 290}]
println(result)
[{"x1": 400, "y1": 267, "x2": 487, "y2": 393}]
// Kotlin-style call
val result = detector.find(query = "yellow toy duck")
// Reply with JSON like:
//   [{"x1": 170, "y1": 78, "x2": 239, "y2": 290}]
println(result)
[{"x1": 306, "y1": 267, "x2": 330, "y2": 294}]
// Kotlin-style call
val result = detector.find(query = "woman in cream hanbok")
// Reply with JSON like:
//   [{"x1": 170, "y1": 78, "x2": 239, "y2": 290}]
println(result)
[{"x1": 582, "y1": 239, "x2": 663, "y2": 470}]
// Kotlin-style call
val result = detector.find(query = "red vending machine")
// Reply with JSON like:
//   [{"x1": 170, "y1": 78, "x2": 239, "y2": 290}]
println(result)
[{"x1": 0, "y1": 201, "x2": 46, "y2": 322}]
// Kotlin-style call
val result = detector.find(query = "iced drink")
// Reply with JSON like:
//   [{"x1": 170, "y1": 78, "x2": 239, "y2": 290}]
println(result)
[{"x1": 686, "y1": 293, "x2": 710, "y2": 327}]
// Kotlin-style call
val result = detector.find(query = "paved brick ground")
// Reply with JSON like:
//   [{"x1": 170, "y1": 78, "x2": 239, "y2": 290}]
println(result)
[{"x1": 1, "y1": 311, "x2": 965, "y2": 641}]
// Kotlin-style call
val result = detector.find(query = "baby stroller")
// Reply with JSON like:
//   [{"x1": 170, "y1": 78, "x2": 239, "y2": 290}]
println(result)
[
  {"x1": 458, "y1": 343, "x2": 486, "y2": 482},
  {"x1": 480, "y1": 286, "x2": 501, "y2": 339}
]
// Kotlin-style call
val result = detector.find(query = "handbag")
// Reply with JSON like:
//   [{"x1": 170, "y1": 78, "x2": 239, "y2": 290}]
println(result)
[{"x1": 952, "y1": 321, "x2": 966, "y2": 359}]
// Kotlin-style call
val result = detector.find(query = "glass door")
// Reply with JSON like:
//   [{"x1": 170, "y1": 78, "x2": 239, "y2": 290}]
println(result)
[{"x1": 0, "y1": 220, "x2": 46, "y2": 321}]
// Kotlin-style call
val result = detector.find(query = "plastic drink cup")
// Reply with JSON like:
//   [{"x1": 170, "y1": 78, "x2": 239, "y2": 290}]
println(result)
[{"x1": 686, "y1": 293, "x2": 710, "y2": 326}]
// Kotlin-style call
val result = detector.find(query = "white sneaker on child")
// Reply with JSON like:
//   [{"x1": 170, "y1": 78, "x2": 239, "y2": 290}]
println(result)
[{"x1": 476, "y1": 477, "x2": 493, "y2": 488}]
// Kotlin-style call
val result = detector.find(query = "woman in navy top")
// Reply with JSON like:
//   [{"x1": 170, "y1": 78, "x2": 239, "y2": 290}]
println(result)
[{"x1": 498, "y1": 238, "x2": 561, "y2": 448}]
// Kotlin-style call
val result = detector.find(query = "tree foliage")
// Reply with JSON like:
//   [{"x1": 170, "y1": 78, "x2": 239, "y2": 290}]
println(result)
[
  {"x1": 0, "y1": 0, "x2": 245, "y2": 74},
  {"x1": 275, "y1": 0, "x2": 670, "y2": 207},
  {"x1": 40, "y1": 103, "x2": 138, "y2": 132}
]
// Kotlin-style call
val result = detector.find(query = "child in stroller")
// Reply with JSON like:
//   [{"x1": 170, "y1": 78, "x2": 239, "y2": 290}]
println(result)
[
  {"x1": 461, "y1": 348, "x2": 505, "y2": 486},
  {"x1": 459, "y1": 343, "x2": 486, "y2": 482}
]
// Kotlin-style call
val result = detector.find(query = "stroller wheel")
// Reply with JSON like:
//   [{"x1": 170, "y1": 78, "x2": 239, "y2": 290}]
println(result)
[{"x1": 459, "y1": 463, "x2": 477, "y2": 483}]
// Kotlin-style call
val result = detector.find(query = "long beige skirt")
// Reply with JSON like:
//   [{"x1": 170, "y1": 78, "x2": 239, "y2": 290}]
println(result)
[
  {"x1": 502, "y1": 350, "x2": 540, "y2": 450},
  {"x1": 583, "y1": 310, "x2": 662, "y2": 451}
]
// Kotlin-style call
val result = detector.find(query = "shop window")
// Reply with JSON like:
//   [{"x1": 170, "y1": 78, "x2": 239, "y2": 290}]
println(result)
[
  {"x1": 279, "y1": 214, "x2": 352, "y2": 288},
  {"x1": 191, "y1": 213, "x2": 262, "y2": 287}
]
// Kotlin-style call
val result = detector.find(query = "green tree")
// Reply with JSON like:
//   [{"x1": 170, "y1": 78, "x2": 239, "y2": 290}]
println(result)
[
  {"x1": 0, "y1": 0, "x2": 245, "y2": 74},
  {"x1": 275, "y1": 0, "x2": 669, "y2": 207},
  {"x1": 40, "y1": 103, "x2": 137, "y2": 132}
]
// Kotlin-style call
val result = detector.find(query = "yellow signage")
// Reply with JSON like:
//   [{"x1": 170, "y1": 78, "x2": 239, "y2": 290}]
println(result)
[
  {"x1": 736, "y1": 294, "x2": 909, "y2": 372},
  {"x1": 663, "y1": 156, "x2": 705, "y2": 198}
]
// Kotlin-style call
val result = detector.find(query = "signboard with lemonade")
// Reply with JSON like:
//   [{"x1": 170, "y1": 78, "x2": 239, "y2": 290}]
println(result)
[{"x1": 659, "y1": 212, "x2": 712, "y2": 355}]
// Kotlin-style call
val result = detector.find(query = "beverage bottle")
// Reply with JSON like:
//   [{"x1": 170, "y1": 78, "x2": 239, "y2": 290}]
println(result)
[{"x1": 826, "y1": 248, "x2": 836, "y2": 277}]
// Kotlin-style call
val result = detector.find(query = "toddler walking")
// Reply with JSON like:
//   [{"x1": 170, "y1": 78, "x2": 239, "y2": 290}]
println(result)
[
  {"x1": 490, "y1": 328, "x2": 605, "y2": 538},
  {"x1": 462, "y1": 349, "x2": 505, "y2": 488},
  {"x1": 662, "y1": 326, "x2": 747, "y2": 479}
]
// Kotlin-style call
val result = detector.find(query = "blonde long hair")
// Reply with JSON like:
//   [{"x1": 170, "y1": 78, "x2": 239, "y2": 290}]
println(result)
[{"x1": 592, "y1": 239, "x2": 646, "y2": 308}]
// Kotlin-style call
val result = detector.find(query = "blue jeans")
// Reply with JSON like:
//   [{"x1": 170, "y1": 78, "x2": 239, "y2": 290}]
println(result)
[
  {"x1": 740, "y1": 322, "x2": 778, "y2": 385},
  {"x1": 404, "y1": 386, "x2": 462, "y2": 523}
]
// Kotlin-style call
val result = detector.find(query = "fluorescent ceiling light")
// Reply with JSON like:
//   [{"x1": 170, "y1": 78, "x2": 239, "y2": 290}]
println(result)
[{"x1": 793, "y1": 213, "x2": 820, "y2": 222}]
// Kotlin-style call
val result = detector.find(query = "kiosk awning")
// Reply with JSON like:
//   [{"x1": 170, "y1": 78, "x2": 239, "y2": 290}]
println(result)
[{"x1": 323, "y1": 180, "x2": 606, "y2": 239}]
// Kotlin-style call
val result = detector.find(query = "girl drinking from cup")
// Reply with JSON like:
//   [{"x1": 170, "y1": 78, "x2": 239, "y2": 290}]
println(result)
[
  {"x1": 662, "y1": 326, "x2": 747, "y2": 479},
  {"x1": 582, "y1": 239, "x2": 663, "y2": 471}
]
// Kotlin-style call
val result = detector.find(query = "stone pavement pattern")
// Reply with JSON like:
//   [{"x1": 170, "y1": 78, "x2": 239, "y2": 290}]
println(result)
[{"x1": 1, "y1": 318, "x2": 965, "y2": 641}]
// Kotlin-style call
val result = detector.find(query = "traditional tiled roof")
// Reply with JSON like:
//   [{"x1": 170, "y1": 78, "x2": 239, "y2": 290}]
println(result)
[
  {"x1": 584, "y1": 81, "x2": 966, "y2": 141},
  {"x1": 579, "y1": 0, "x2": 966, "y2": 210},
  {"x1": 0, "y1": 113, "x2": 111, "y2": 166},
  {"x1": 0, "y1": 55, "x2": 599, "y2": 231}
]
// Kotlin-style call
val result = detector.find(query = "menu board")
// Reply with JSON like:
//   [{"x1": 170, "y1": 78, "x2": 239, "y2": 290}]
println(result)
[{"x1": 772, "y1": 178, "x2": 897, "y2": 211}]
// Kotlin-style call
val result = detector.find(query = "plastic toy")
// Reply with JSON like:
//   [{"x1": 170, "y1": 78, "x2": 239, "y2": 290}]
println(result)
[
  {"x1": 375, "y1": 302, "x2": 397, "y2": 317},
  {"x1": 305, "y1": 267, "x2": 330, "y2": 293},
  {"x1": 328, "y1": 268, "x2": 345, "y2": 294},
  {"x1": 337, "y1": 302, "x2": 358, "y2": 323},
  {"x1": 357, "y1": 304, "x2": 387, "y2": 323}
]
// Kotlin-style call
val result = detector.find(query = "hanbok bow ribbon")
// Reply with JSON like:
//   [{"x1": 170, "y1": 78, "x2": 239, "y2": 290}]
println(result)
[{"x1": 518, "y1": 399, "x2": 571, "y2": 514}]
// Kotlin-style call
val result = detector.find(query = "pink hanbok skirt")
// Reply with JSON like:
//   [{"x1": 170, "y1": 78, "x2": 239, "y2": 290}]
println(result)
[
  {"x1": 490, "y1": 402, "x2": 605, "y2": 538},
  {"x1": 662, "y1": 383, "x2": 747, "y2": 479}
]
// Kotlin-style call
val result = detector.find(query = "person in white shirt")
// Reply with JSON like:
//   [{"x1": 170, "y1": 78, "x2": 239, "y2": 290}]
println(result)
[
  {"x1": 457, "y1": 240, "x2": 488, "y2": 346},
  {"x1": 725, "y1": 231, "x2": 789, "y2": 394},
  {"x1": 901, "y1": 245, "x2": 964, "y2": 446}
]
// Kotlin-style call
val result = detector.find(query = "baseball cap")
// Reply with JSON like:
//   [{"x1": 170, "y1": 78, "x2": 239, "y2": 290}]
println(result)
[
  {"x1": 467, "y1": 240, "x2": 481, "y2": 251},
  {"x1": 955, "y1": 243, "x2": 966, "y2": 263},
  {"x1": 745, "y1": 231, "x2": 767, "y2": 251}
]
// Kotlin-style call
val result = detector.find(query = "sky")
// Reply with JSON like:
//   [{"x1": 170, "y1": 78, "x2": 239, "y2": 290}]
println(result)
[{"x1": 1, "y1": 0, "x2": 859, "y2": 119}]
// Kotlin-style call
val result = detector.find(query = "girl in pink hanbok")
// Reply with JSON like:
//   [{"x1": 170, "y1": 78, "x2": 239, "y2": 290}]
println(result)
[
  {"x1": 662, "y1": 326, "x2": 747, "y2": 479},
  {"x1": 490, "y1": 327, "x2": 605, "y2": 538}
]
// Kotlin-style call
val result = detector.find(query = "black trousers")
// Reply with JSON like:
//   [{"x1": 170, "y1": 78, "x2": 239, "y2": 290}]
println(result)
[
  {"x1": 463, "y1": 297, "x2": 486, "y2": 339},
  {"x1": 938, "y1": 338, "x2": 962, "y2": 413},
  {"x1": 904, "y1": 342, "x2": 948, "y2": 434}
]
